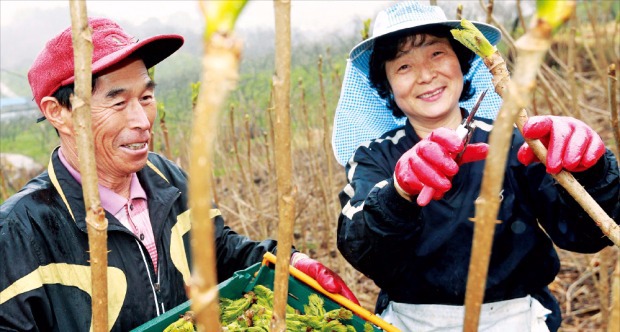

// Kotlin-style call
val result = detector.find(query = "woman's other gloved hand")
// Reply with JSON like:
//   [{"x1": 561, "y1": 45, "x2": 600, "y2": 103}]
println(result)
[
  {"x1": 394, "y1": 127, "x2": 488, "y2": 206},
  {"x1": 517, "y1": 116, "x2": 605, "y2": 173}
]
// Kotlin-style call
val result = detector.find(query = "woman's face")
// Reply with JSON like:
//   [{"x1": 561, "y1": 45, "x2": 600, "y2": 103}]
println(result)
[{"x1": 385, "y1": 34, "x2": 463, "y2": 124}]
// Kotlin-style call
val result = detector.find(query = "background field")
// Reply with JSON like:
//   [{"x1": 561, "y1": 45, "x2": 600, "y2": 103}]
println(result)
[{"x1": 1, "y1": 1, "x2": 618, "y2": 331}]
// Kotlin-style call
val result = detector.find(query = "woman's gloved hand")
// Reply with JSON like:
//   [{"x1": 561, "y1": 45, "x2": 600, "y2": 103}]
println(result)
[
  {"x1": 394, "y1": 127, "x2": 488, "y2": 206},
  {"x1": 517, "y1": 116, "x2": 605, "y2": 173},
  {"x1": 291, "y1": 253, "x2": 360, "y2": 305}
]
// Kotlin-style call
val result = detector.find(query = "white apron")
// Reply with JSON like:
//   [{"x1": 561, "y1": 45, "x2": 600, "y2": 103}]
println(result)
[{"x1": 379, "y1": 295, "x2": 551, "y2": 332}]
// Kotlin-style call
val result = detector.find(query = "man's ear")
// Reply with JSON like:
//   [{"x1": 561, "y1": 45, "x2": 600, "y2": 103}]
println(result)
[{"x1": 40, "y1": 97, "x2": 72, "y2": 135}]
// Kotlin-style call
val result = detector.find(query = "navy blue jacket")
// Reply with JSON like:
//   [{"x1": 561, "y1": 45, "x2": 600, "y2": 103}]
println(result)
[
  {"x1": 0, "y1": 148, "x2": 279, "y2": 331},
  {"x1": 337, "y1": 117, "x2": 619, "y2": 329}
]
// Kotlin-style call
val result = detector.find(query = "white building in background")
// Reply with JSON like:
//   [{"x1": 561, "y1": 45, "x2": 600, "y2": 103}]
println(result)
[{"x1": 0, "y1": 97, "x2": 38, "y2": 123}]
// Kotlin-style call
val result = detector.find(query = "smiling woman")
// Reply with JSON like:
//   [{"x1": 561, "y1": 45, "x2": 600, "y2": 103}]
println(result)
[
  {"x1": 333, "y1": 2, "x2": 618, "y2": 332},
  {"x1": 382, "y1": 33, "x2": 466, "y2": 135}
]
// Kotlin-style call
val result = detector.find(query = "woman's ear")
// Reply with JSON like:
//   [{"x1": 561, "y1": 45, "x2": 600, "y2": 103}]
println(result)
[{"x1": 40, "y1": 97, "x2": 72, "y2": 135}]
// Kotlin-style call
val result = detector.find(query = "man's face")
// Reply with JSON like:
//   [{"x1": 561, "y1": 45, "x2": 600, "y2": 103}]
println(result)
[{"x1": 89, "y1": 58, "x2": 156, "y2": 179}]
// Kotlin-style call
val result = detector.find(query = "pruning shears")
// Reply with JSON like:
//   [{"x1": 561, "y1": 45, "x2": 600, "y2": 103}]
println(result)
[
  {"x1": 416, "y1": 89, "x2": 490, "y2": 205},
  {"x1": 455, "y1": 89, "x2": 487, "y2": 161}
]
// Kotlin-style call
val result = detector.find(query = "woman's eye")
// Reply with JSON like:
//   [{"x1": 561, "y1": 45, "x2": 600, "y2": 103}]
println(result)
[{"x1": 398, "y1": 64, "x2": 410, "y2": 71}]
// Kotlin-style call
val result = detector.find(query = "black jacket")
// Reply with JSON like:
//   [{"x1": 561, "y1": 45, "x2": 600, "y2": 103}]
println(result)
[
  {"x1": 0, "y1": 148, "x2": 278, "y2": 331},
  {"x1": 337, "y1": 118, "x2": 619, "y2": 329}
]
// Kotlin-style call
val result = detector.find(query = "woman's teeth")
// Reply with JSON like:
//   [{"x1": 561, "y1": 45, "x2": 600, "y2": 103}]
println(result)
[
  {"x1": 420, "y1": 89, "x2": 442, "y2": 99},
  {"x1": 124, "y1": 143, "x2": 146, "y2": 150}
]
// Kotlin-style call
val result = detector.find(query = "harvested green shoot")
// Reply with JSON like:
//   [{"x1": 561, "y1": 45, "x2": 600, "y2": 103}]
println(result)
[{"x1": 219, "y1": 285, "x2": 361, "y2": 331}]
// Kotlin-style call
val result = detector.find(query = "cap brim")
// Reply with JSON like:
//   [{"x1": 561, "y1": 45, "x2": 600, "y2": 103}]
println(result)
[
  {"x1": 61, "y1": 34, "x2": 184, "y2": 86},
  {"x1": 350, "y1": 20, "x2": 501, "y2": 73}
]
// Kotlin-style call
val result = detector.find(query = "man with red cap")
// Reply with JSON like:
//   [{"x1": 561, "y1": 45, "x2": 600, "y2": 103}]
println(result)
[{"x1": 0, "y1": 17, "x2": 358, "y2": 331}]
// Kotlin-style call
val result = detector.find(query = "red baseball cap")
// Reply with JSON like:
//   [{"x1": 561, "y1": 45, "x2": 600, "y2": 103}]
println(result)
[{"x1": 28, "y1": 17, "x2": 184, "y2": 111}]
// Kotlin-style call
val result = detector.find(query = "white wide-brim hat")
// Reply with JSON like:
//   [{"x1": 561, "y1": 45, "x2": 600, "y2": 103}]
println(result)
[{"x1": 332, "y1": 1, "x2": 503, "y2": 166}]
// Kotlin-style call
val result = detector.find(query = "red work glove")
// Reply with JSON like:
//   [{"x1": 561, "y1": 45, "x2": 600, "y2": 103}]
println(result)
[
  {"x1": 291, "y1": 253, "x2": 360, "y2": 305},
  {"x1": 394, "y1": 127, "x2": 488, "y2": 206},
  {"x1": 517, "y1": 116, "x2": 605, "y2": 174}
]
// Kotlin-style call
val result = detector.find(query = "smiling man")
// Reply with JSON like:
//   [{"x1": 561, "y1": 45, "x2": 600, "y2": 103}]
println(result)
[
  {"x1": 47, "y1": 57, "x2": 156, "y2": 195},
  {"x1": 0, "y1": 17, "x2": 358, "y2": 331}
]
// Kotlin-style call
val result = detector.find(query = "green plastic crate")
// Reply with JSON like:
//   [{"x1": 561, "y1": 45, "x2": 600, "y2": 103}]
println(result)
[{"x1": 131, "y1": 259, "x2": 389, "y2": 331}]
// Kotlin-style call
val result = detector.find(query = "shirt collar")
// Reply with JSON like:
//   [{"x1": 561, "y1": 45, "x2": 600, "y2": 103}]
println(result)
[{"x1": 58, "y1": 148, "x2": 147, "y2": 215}]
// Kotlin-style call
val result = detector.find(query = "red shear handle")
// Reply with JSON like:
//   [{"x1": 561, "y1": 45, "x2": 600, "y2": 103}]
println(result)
[{"x1": 394, "y1": 127, "x2": 488, "y2": 206}]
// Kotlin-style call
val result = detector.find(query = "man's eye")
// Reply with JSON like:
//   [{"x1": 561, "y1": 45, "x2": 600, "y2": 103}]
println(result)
[
  {"x1": 113, "y1": 101, "x2": 126, "y2": 107},
  {"x1": 141, "y1": 95, "x2": 154, "y2": 102}
]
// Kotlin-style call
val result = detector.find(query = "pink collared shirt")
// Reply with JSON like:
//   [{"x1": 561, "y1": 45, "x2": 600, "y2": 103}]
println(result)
[{"x1": 59, "y1": 149, "x2": 158, "y2": 272}]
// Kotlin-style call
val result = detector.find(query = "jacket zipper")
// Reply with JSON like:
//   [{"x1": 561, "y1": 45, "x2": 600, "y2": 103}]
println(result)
[
  {"x1": 150, "y1": 190, "x2": 180, "y2": 316},
  {"x1": 135, "y1": 239, "x2": 161, "y2": 316},
  {"x1": 157, "y1": 269, "x2": 165, "y2": 313}
]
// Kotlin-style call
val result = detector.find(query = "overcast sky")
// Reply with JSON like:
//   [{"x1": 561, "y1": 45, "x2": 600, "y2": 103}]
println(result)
[
  {"x1": 0, "y1": 0, "x2": 397, "y2": 98},
  {"x1": 1, "y1": 0, "x2": 532, "y2": 99},
  {"x1": 0, "y1": 0, "x2": 389, "y2": 33}
]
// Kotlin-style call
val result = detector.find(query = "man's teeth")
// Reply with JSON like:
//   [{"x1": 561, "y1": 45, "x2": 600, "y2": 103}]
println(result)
[
  {"x1": 124, "y1": 143, "x2": 146, "y2": 150},
  {"x1": 420, "y1": 90, "x2": 441, "y2": 98}
]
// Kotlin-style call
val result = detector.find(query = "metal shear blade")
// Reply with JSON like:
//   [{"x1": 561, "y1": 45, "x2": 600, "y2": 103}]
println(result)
[
  {"x1": 463, "y1": 89, "x2": 487, "y2": 129},
  {"x1": 456, "y1": 89, "x2": 488, "y2": 161}
]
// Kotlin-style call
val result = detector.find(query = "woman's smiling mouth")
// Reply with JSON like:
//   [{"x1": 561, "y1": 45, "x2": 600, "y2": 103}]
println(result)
[{"x1": 418, "y1": 87, "x2": 444, "y2": 100}]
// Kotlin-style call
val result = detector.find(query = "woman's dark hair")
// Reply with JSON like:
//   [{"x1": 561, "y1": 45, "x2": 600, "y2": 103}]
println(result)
[{"x1": 368, "y1": 25, "x2": 476, "y2": 118}]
